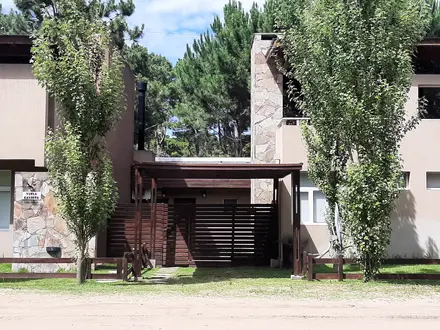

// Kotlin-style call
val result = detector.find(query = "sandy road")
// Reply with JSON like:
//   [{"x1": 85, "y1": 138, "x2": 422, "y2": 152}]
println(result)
[{"x1": 1, "y1": 290, "x2": 440, "y2": 330}]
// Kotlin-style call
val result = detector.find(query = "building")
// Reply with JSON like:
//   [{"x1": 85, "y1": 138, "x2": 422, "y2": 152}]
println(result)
[
  {"x1": 0, "y1": 36, "x2": 136, "y2": 269},
  {"x1": 251, "y1": 33, "x2": 440, "y2": 259},
  {"x1": 0, "y1": 35, "x2": 300, "y2": 271}
]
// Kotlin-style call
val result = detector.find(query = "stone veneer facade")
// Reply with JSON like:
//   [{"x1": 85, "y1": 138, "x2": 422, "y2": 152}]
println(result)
[
  {"x1": 13, "y1": 172, "x2": 95, "y2": 272},
  {"x1": 251, "y1": 34, "x2": 284, "y2": 204}
]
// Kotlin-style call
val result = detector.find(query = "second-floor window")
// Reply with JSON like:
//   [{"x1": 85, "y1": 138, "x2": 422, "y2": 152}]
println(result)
[{"x1": 419, "y1": 87, "x2": 440, "y2": 119}]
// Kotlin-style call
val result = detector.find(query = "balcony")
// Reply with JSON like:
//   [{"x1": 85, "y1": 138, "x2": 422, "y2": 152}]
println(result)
[{"x1": 276, "y1": 117, "x2": 309, "y2": 169}]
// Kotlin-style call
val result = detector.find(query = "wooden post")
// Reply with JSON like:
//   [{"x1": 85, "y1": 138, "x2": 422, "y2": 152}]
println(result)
[
  {"x1": 116, "y1": 259, "x2": 122, "y2": 280},
  {"x1": 276, "y1": 178, "x2": 282, "y2": 265},
  {"x1": 273, "y1": 178, "x2": 280, "y2": 263},
  {"x1": 134, "y1": 168, "x2": 139, "y2": 275},
  {"x1": 231, "y1": 205, "x2": 235, "y2": 264},
  {"x1": 337, "y1": 254, "x2": 344, "y2": 281},
  {"x1": 302, "y1": 251, "x2": 307, "y2": 276},
  {"x1": 122, "y1": 253, "x2": 128, "y2": 281},
  {"x1": 134, "y1": 168, "x2": 143, "y2": 277},
  {"x1": 85, "y1": 258, "x2": 92, "y2": 280},
  {"x1": 307, "y1": 253, "x2": 313, "y2": 281},
  {"x1": 291, "y1": 171, "x2": 301, "y2": 275},
  {"x1": 151, "y1": 178, "x2": 158, "y2": 260}
]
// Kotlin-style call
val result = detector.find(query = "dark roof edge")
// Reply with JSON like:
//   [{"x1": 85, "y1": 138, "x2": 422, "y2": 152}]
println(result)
[{"x1": 0, "y1": 35, "x2": 32, "y2": 45}]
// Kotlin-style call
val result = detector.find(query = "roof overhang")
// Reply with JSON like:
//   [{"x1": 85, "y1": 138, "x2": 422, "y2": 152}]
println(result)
[
  {"x1": 134, "y1": 162, "x2": 302, "y2": 180},
  {"x1": 0, "y1": 35, "x2": 32, "y2": 64}
]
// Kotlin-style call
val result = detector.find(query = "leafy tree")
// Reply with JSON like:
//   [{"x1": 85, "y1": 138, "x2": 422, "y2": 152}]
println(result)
[
  {"x1": 32, "y1": 0, "x2": 124, "y2": 284},
  {"x1": 10, "y1": 0, "x2": 142, "y2": 49},
  {"x1": 173, "y1": 0, "x2": 274, "y2": 157},
  {"x1": 123, "y1": 43, "x2": 176, "y2": 155},
  {"x1": 0, "y1": 4, "x2": 31, "y2": 34},
  {"x1": 426, "y1": 0, "x2": 440, "y2": 36},
  {"x1": 277, "y1": 0, "x2": 429, "y2": 280}
]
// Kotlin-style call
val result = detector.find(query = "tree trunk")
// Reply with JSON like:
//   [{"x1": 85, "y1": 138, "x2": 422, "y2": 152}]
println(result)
[
  {"x1": 76, "y1": 244, "x2": 87, "y2": 285},
  {"x1": 233, "y1": 121, "x2": 241, "y2": 157}
]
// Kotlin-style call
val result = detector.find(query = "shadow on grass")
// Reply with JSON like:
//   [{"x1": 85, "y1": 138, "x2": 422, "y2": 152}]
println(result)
[
  {"x1": 150, "y1": 267, "x2": 292, "y2": 286},
  {"x1": 113, "y1": 267, "x2": 293, "y2": 287}
]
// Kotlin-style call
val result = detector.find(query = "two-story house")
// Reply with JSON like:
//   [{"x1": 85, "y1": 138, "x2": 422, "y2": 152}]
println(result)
[
  {"x1": 251, "y1": 33, "x2": 440, "y2": 260},
  {"x1": 0, "y1": 35, "x2": 135, "y2": 266}
]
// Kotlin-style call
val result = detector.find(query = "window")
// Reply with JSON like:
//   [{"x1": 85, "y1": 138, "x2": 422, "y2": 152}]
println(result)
[
  {"x1": 427, "y1": 172, "x2": 440, "y2": 189},
  {"x1": 0, "y1": 171, "x2": 12, "y2": 230},
  {"x1": 224, "y1": 199, "x2": 238, "y2": 205},
  {"x1": 399, "y1": 172, "x2": 410, "y2": 190},
  {"x1": 299, "y1": 173, "x2": 328, "y2": 224},
  {"x1": 313, "y1": 191, "x2": 327, "y2": 223},
  {"x1": 419, "y1": 87, "x2": 440, "y2": 119},
  {"x1": 300, "y1": 192, "x2": 309, "y2": 224}
]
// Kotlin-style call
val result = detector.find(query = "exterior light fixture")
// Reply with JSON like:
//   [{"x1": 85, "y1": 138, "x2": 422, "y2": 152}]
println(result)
[{"x1": 201, "y1": 191, "x2": 207, "y2": 198}]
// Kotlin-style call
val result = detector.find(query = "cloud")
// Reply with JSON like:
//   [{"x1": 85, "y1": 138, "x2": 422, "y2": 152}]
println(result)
[
  {"x1": 1, "y1": 0, "x2": 16, "y2": 11},
  {"x1": 129, "y1": 0, "x2": 267, "y2": 64},
  {"x1": 2, "y1": 0, "x2": 267, "y2": 64}
]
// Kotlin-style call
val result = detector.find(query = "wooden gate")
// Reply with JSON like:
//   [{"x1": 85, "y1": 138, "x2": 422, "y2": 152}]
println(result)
[
  {"x1": 108, "y1": 203, "x2": 277, "y2": 267},
  {"x1": 107, "y1": 203, "x2": 168, "y2": 266},
  {"x1": 165, "y1": 204, "x2": 277, "y2": 267}
]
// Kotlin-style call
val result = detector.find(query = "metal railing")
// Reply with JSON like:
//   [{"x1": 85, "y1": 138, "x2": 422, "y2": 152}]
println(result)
[{"x1": 278, "y1": 117, "x2": 310, "y2": 127}]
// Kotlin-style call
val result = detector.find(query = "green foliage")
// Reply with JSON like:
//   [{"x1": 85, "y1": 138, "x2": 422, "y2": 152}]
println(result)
[
  {"x1": 10, "y1": 0, "x2": 142, "y2": 49},
  {"x1": 45, "y1": 124, "x2": 117, "y2": 255},
  {"x1": 32, "y1": 0, "x2": 124, "y2": 284},
  {"x1": 162, "y1": 137, "x2": 192, "y2": 157},
  {"x1": 426, "y1": 0, "x2": 440, "y2": 36},
  {"x1": 123, "y1": 43, "x2": 176, "y2": 155},
  {"x1": 278, "y1": 0, "x2": 429, "y2": 281},
  {"x1": 0, "y1": 4, "x2": 31, "y2": 34},
  {"x1": 173, "y1": 0, "x2": 274, "y2": 157}
]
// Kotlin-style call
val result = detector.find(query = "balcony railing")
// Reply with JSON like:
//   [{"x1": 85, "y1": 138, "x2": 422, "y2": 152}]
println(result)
[{"x1": 278, "y1": 117, "x2": 310, "y2": 127}]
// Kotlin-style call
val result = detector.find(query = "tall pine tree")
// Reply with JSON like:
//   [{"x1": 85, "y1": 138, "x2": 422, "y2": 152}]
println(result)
[{"x1": 173, "y1": 0, "x2": 275, "y2": 157}]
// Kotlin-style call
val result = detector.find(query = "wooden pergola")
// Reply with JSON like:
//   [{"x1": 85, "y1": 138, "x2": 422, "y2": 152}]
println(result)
[{"x1": 132, "y1": 161, "x2": 303, "y2": 276}]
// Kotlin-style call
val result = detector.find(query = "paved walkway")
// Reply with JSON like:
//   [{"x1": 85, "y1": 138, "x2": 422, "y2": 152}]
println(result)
[{"x1": 147, "y1": 267, "x2": 178, "y2": 284}]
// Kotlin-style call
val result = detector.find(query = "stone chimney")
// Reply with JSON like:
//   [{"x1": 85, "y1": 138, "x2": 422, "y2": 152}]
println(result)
[{"x1": 250, "y1": 33, "x2": 284, "y2": 203}]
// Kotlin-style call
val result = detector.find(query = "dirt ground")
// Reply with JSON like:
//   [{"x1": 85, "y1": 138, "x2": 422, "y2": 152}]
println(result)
[{"x1": 1, "y1": 290, "x2": 440, "y2": 329}]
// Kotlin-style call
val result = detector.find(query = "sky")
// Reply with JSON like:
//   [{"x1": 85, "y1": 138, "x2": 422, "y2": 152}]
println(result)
[{"x1": 2, "y1": 0, "x2": 266, "y2": 64}]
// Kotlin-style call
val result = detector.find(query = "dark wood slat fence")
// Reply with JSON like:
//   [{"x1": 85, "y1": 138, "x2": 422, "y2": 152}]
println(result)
[{"x1": 107, "y1": 204, "x2": 168, "y2": 265}]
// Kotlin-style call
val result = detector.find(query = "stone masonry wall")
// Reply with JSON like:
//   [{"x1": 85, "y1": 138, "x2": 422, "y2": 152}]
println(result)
[
  {"x1": 13, "y1": 172, "x2": 95, "y2": 272},
  {"x1": 251, "y1": 34, "x2": 284, "y2": 203}
]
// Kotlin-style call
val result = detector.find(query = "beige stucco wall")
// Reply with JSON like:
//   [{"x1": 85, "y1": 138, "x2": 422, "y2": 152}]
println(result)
[
  {"x1": 0, "y1": 64, "x2": 47, "y2": 167},
  {"x1": 0, "y1": 62, "x2": 136, "y2": 262},
  {"x1": 388, "y1": 75, "x2": 440, "y2": 258},
  {"x1": 276, "y1": 74, "x2": 440, "y2": 257},
  {"x1": 107, "y1": 64, "x2": 135, "y2": 203}
]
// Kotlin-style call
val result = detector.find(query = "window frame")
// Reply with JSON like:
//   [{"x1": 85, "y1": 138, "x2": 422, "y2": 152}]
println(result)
[
  {"x1": 419, "y1": 86, "x2": 440, "y2": 119},
  {"x1": 399, "y1": 172, "x2": 410, "y2": 191},
  {"x1": 299, "y1": 186, "x2": 328, "y2": 225},
  {"x1": 426, "y1": 172, "x2": 440, "y2": 190},
  {"x1": 0, "y1": 171, "x2": 12, "y2": 231}
]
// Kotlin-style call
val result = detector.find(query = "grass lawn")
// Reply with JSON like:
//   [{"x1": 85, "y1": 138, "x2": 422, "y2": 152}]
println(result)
[
  {"x1": 2, "y1": 266, "x2": 440, "y2": 300},
  {"x1": 314, "y1": 264, "x2": 440, "y2": 274},
  {"x1": 0, "y1": 263, "x2": 11, "y2": 273}
]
